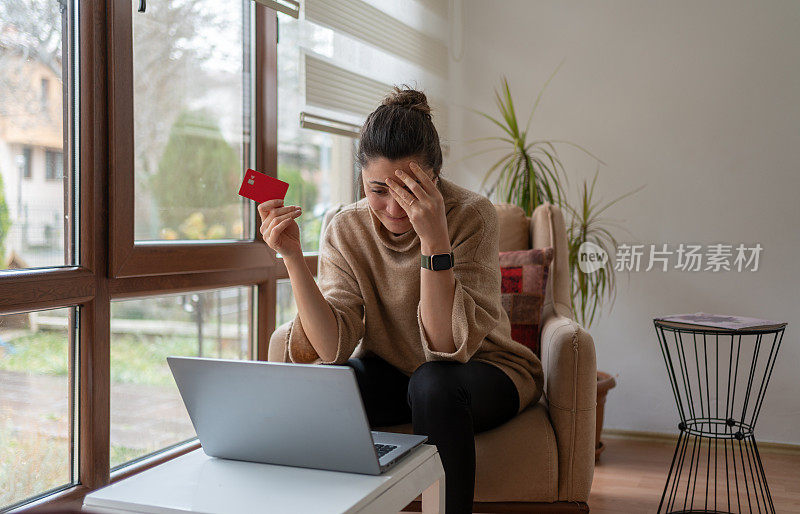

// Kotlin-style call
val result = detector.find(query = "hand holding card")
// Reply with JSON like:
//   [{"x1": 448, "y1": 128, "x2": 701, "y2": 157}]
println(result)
[{"x1": 239, "y1": 169, "x2": 303, "y2": 259}]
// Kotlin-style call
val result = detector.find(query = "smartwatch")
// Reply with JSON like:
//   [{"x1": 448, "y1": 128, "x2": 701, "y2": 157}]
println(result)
[{"x1": 421, "y1": 251, "x2": 454, "y2": 271}]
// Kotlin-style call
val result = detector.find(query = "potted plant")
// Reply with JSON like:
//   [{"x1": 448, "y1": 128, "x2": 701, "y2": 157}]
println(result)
[{"x1": 468, "y1": 64, "x2": 644, "y2": 460}]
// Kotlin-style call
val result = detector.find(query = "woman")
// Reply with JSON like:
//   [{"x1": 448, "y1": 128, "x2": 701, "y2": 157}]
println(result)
[{"x1": 258, "y1": 87, "x2": 544, "y2": 514}]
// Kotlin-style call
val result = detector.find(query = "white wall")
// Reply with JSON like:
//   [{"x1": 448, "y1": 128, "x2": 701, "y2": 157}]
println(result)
[{"x1": 448, "y1": 0, "x2": 800, "y2": 445}]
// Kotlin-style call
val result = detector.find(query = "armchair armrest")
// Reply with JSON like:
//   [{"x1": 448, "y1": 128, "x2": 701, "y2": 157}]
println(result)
[
  {"x1": 540, "y1": 311, "x2": 597, "y2": 502},
  {"x1": 269, "y1": 320, "x2": 326, "y2": 364}
]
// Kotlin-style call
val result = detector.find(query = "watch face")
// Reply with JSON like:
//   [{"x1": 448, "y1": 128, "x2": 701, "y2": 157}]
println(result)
[{"x1": 431, "y1": 253, "x2": 451, "y2": 270}]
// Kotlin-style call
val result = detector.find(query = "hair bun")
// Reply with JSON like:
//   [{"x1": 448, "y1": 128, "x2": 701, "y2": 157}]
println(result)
[{"x1": 382, "y1": 85, "x2": 431, "y2": 116}]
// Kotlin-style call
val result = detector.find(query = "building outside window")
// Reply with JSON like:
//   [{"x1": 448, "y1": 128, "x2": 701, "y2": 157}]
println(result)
[
  {"x1": 40, "y1": 77, "x2": 49, "y2": 109},
  {"x1": 45, "y1": 150, "x2": 63, "y2": 180},
  {"x1": 21, "y1": 147, "x2": 32, "y2": 179}
]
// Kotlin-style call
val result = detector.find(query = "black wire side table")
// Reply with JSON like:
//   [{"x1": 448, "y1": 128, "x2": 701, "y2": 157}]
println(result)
[{"x1": 653, "y1": 318, "x2": 787, "y2": 514}]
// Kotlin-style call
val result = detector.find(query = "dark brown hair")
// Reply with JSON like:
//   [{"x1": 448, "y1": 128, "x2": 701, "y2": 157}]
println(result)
[{"x1": 356, "y1": 85, "x2": 443, "y2": 198}]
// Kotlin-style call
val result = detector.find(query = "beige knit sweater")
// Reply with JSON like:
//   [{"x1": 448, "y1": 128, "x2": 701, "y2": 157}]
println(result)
[{"x1": 285, "y1": 176, "x2": 544, "y2": 415}]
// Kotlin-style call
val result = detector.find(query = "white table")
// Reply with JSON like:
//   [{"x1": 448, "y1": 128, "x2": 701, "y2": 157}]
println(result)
[{"x1": 82, "y1": 444, "x2": 444, "y2": 513}]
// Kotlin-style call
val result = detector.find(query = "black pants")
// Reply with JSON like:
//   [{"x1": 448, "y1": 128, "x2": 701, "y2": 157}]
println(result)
[{"x1": 330, "y1": 355, "x2": 519, "y2": 514}]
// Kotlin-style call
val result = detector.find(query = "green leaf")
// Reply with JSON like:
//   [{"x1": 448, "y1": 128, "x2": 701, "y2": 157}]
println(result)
[
  {"x1": 524, "y1": 57, "x2": 566, "y2": 136},
  {"x1": 467, "y1": 106, "x2": 515, "y2": 138},
  {"x1": 466, "y1": 135, "x2": 518, "y2": 146}
]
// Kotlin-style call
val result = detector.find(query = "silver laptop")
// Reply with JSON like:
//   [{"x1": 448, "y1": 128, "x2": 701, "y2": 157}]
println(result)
[{"x1": 166, "y1": 356, "x2": 428, "y2": 475}]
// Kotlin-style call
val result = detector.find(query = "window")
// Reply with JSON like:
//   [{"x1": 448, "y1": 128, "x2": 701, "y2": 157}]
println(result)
[
  {"x1": 110, "y1": 287, "x2": 254, "y2": 469},
  {"x1": 45, "y1": 150, "x2": 63, "y2": 180},
  {"x1": 21, "y1": 147, "x2": 33, "y2": 179},
  {"x1": 0, "y1": 0, "x2": 282, "y2": 510},
  {"x1": 131, "y1": 0, "x2": 253, "y2": 242},
  {"x1": 276, "y1": 278, "x2": 298, "y2": 326},
  {"x1": 1, "y1": 0, "x2": 71, "y2": 270},
  {"x1": 40, "y1": 77, "x2": 50, "y2": 108},
  {"x1": 0, "y1": 307, "x2": 77, "y2": 509}
]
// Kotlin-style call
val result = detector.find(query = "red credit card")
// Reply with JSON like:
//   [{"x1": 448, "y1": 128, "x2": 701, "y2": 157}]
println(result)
[{"x1": 238, "y1": 168, "x2": 289, "y2": 204}]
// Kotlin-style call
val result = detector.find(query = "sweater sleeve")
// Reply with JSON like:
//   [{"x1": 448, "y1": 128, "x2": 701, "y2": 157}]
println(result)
[
  {"x1": 287, "y1": 215, "x2": 365, "y2": 365},
  {"x1": 417, "y1": 200, "x2": 504, "y2": 363}
]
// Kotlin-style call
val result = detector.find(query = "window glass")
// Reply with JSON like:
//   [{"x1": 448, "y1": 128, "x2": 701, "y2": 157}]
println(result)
[
  {"x1": 21, "y1": 148, "x2": 32, "y2": 179},
  {"x1": 0, "y1": 0, "x2": 73, "y2": 269},
  {"x1": 132, "y1": 0, "x2": 253, "y2": 242},
  {"x1": 40, "y1": 78, "x2": 49, "y2": 107},
  {"x1": 110, "y1": 286, "x2": 254, "y2": 469},
  {"x1": 276, "y1": 277, "x2": 321, "y2": 330},
  {"x1": 277, "y1": 12, "x2": 358, "y2": 254},
  {"x1": 276, "y1": 278, "x2": 297, "y2": 327},
  {"x1": 0, "y1": 307, "x2": 75, "y2": 510},
  {"x1": 45, "y1": 151, "x2": 63, "y2": 180}
]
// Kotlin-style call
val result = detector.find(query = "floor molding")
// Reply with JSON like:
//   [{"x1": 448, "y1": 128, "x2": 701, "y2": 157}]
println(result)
[{"x1": 602, "y1": 428, "x2": 800, "y2": 455}]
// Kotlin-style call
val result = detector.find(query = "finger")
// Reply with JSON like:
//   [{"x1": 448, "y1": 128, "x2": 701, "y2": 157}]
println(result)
[
  {"x1": 385, "y1": 178, "x2": 409, "y2": 206},
  {"x1": 262, "y1": 209, "x2": 300, "y2": 236},
  {"x1": 387, "y1": 183, "x2": 413, "y2": 214},
  {"x1": 271, "y1": 209, "x2": 302, "y2": 226},
  {"x1": 273, "y1": 205, "x2": 301, "y2": 217},
  {"x1": 408, "y1": 161, "x2": 437, "y2": 195},
  {"x1": 257, "y1": 198, "x2": 285, "y2": 219},
  {"x1": 386, "y1": 177, "x2": 416, "y2": 206},
  {"x1": 392, "y1": 168, "x2": 427, "y2": 201},
  {"x1": 264, "y1": 217, "x2": 284, "y2": 242},
  {"x1": 261, "y1": 216, "x2": 279, "y2": 240},
  {"x1": 267, "y1": 218, "x2": 294, "y2": 247},
  {"x1": 260, "y1": 205, "x2": 301, "y2": 229}
]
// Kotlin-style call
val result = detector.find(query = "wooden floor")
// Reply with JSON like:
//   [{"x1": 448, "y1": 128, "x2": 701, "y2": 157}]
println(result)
[{"x1": 587, "y1": 434, "x2": 800, "y2": 513}]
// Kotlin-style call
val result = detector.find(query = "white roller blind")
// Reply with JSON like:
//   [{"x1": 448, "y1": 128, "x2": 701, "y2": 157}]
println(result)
[
  {"x1": 299, "y1": 112, "x2": 361, "y2": 138},
  {"x1": 305, "y1": 54, "x2": 390, "y2": 118},
  {"x1": 304, "y1": 53, "x2": 449, "y2": 142},
  {"x1": 305, "y1": 0, "x2": 448, "y2": 76}
]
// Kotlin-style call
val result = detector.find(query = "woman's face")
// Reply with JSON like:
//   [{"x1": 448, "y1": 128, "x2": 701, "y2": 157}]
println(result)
[{"x1": 361, "y1": 156, "x2": 438, "y2": 236}]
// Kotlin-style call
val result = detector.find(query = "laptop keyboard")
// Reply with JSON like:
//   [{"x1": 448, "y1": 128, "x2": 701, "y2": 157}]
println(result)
[{"x1": 374, "y1": 443, "x2": 398, "y2": 458}]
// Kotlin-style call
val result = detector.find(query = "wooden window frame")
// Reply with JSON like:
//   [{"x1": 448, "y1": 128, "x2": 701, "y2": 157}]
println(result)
[
  {"x1": 108, "y1": 0, "x2": 272, "y2": 279},
  {"x1": 0, "y1": 1, "x2": 319, "y2": 511}
]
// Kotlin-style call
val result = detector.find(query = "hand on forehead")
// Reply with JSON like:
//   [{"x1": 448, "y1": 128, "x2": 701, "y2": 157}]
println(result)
[
  {"x1": 365, "y1": 157, "x2": 437, "y2": 184},
  {"x1": 391, "y1": 158, "x2": 434, "y2": 177}
]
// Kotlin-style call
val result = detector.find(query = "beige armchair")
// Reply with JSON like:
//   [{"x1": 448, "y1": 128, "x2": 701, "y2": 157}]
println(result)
[{"x1": 268, "y1": 202, "x2": 596, "y2": 513}]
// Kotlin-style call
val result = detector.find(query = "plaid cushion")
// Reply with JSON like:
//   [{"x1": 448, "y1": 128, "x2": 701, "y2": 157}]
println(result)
[{"x1": 498, "y1": 247, "x2": 554, "y2": 357}]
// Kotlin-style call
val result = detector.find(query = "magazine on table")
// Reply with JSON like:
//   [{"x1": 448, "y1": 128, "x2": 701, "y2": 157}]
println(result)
[{"x1": 654, "y1": 312, "x2": 786, "y2": 331}]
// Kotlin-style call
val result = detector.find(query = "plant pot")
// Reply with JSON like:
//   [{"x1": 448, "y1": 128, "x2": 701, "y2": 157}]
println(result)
[{"x1": 595, "y1": 370, "x2": 616, "y2": 461}]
